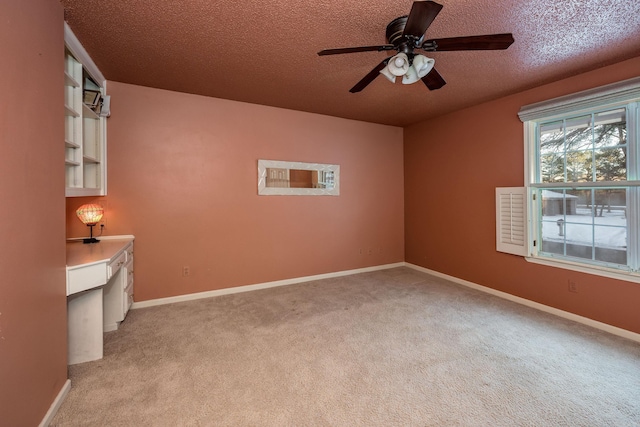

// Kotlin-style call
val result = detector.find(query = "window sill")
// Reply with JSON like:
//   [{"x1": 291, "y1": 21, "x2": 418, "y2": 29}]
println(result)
[{"x1": 525, "y1": 256, "x2": 640, "y2": 284}]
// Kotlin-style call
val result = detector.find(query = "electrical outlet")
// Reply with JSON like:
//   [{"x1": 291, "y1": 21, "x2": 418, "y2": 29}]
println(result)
[
  {"x1": 182, "y1": 266, "x2": 190, "y2": 277},
  {"x1": 568, "y1": 280, "x2": 578, "y2": 293}
]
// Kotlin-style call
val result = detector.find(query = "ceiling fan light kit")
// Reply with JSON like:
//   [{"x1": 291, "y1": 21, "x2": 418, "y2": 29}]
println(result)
[
  {"x1": 388, "y1": 53, "x2": 410, "y2": 76},
  {"x1": 379, "y1": 53, "x2": 435, "y2": 84},
  {"x1": 379, "y1": 64, "x2": 397, "y2": 83},
  {"x1": 318, "y1": 0, "x2": 514, "y2": 93}
]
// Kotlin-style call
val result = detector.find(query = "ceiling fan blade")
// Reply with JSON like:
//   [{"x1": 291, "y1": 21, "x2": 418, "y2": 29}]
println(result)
[
  {"x1": 403, "y1": 1, "x2": 443, "y2": 38},
  {"x1": 421, "y1": 67, "x2": 446, "y2": 90},
  {"x1": 424, "y1": 33, "x2": 514, "y2": 51},
  {"x1": 349, "y1": 59, "x2": 391, "y2": 93},
  {"x1": 318, "y1": 45, "x2": 395, "y2": 56}
]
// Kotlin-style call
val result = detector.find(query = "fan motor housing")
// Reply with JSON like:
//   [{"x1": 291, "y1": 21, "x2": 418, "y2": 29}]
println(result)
[
  {"x1": 386, "y1": 16, "x2": 408, "y2": 44},
  {"x1": 386, "y1": 15, "x2": 424, "y2": 53}
]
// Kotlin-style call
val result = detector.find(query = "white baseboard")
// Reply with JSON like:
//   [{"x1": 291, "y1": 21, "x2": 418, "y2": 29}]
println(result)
[
  {"x1": 132, "y1": 262, "x2": 405, "y2": 309},
  {"x1": 405, "y1": 263, "x2": 640, "y2": 344},
  {"x1": 39, "y1": 379, "x2": 70, "y2": 427}
]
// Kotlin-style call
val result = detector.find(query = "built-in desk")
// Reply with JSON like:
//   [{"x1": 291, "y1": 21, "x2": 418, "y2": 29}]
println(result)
[{"x1": 66, "y1": 235, "x2": 134, "y2": 365}]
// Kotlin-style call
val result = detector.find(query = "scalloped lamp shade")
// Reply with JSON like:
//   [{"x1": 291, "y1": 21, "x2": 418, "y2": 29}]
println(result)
[
  {"x1": 76, "y1": 204, "x2": 104, "y2": 243},
  {"x1": 76, "y1": 204, "x2": 104, "y2": 225}
]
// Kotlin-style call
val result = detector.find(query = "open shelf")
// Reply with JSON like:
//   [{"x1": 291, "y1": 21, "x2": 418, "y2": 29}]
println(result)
[
  {"x1": 64, "y1": 104, "x2": 80, "y2": 117},
  {"x1": 82, "y1": 103, "x2": 100, "y2": 119},
  {"x1": 83, "y1": 155, "x2": 100, "y2": 164},
  {"x1": 64, "y1": 24, "x2": 107, "y2": 197},
  {"x1": 65, "y1": 138, "x2": 80, "y2": 148},
  {"x1": 65, "y1": 71, "x2": 80, "y2": 87}
]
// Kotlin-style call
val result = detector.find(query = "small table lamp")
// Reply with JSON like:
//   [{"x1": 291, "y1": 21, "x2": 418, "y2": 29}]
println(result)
[{"x1": 76, "y1": 203, "x2": 104, "y2": 244}]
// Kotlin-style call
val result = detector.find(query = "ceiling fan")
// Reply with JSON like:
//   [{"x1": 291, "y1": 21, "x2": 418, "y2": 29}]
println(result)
[{"x1": 317, "y1": 0, "x2": 514, "y2": 93}]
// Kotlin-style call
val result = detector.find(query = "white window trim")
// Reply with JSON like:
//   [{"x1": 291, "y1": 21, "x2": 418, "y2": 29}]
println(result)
[
  {"x1": 525, "y1": 255, "x2": 640, "y2": 284},
  {"x1": 516, "y1": 76, "x2": 640, "y2": 284},
  {"x1": 518, "y1": 76, "x2": 640, "y2": 122}
]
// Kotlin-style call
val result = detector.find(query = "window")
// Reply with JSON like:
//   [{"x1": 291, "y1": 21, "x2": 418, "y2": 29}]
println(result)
[{"x1": 513, "y1": 77, "x2": 640, "y2": 279}]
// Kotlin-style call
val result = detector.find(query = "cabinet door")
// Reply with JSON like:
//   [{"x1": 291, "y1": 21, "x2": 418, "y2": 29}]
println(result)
[
  {"x1": 103, "y1": 265, "x2": 126, "y2": 332},
  {"x1": 102, "y1": 242, "x2": 134, "y2": 332}
]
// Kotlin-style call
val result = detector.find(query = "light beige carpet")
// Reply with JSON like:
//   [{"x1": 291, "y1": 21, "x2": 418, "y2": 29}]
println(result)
[{"x1": 52, "y1": 267, "x2": 640, "y2": 426}]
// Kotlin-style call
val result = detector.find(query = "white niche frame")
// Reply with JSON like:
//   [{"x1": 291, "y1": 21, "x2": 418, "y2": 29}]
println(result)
[{"x1": 258, "y1": 159, "x2": 340, "y2": 196}]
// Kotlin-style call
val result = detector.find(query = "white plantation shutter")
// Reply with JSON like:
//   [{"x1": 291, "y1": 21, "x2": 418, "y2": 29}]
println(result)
[{"x1": 496, "y1": 187, "x2": 528, "y2": 256}]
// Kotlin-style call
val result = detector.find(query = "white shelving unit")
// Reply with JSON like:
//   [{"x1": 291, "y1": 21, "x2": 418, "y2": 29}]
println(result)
[{"x1": 64, "y1": 23, "x2": 108, "y2": 197}]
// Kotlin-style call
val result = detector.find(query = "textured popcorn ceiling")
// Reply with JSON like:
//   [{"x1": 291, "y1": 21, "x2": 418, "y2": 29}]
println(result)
[{"x1": 60, "y1": 0, "x2": 640, "y2": 127}]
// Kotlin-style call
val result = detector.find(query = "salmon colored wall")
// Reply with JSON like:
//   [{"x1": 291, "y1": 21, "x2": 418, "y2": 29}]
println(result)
[
  {"x1": 0, "y1": 1, "x2": 68, "y2": 425},
  {"x1": 67, "y1": 82, "x2": 404, "y2": 301},
  {"x1": 405, "y1": 56, "x2": 640, "y2": 335}
]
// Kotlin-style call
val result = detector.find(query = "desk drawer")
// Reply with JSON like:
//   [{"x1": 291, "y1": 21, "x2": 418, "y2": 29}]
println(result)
[
  {"x1": 125, "y1": 243, "x2": 134, "y2": 262},
  {"x1": 67, "y1": 263, "x2": 107, "y2": 296},
  {"x1": 107, "y1": 250, "x2": 127, "y2": 279}
]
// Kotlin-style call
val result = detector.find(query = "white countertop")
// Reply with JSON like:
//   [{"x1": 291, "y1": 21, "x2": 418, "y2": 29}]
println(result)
[{"x1": 66, "y1": 236, "x2": 134, "y2": 268}]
